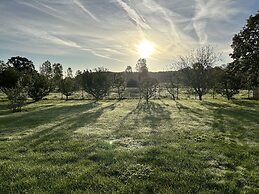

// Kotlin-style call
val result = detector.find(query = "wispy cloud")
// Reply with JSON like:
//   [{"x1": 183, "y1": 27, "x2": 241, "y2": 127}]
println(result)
[
  {"x1": 0, "y1": 0, "x2": 258, "y2": 71},
  {"x1": 114, "y1": 0, "x2": 151, "y2": 30},
  {"x1": 73, "y1": 0, "x2": 100, "y2": 22},
  {"x1": 17, "y1": 0, "x2": 71, "y2": 23},
  {"x1": 193, "y1": 0, "x2": 239, "y2": 43}
]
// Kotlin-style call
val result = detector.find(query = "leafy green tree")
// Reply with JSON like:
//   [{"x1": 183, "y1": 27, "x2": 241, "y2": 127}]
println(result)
[
  {"x1": 7, "y1": 56, "x2": 34, "y2": 73},
  {"x1": 28, "y1": 73, "x2": 52, "y2": 101},
  {"x1": 0, "y1": 67, "x2": 27, "y2": 112},
  {"x1": 0, "y1": 57, "x2": 35, "y2": 111},
  {"x1": 59, "y1": 77, "x2": 76, "y2": 101},
  {"x1": 0, "y1": 60, "x2": 8, "y2": 72},
  {"x1": 230, "y1": 11, "x2": 259, "y2": 98},
  {"x1": 82, "y1": 68, "x2": 111, "y2": 100},
  {"x1": 52, "y1": 63, "x2": 63, "y2": 90},
  {"x1": 217, "y1": 66, "x2": 241, "y2": 100},
  {"x1": 40, "y1": 60, "x2": 52, "y2": 79},
  {"x1": 208, "y1": 66, "x2": 225, "y2": 99}
]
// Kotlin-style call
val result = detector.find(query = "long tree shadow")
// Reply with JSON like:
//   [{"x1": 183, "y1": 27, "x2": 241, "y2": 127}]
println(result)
[
  {"x1": 202, "y1": 100, "x2": 259, "y2": 141},
  {"x1": 119, "y1": 100, "x2": 172, "y2": 130},
  {"x1": 17, "y1": 102, "x2": 118, "y2": 148},
  {"x1": 171, "y1": 100, "x2": 205, "y2": 124},
  {"x1": 202, "y1": 100, "x2": 259, "y2": 124},
  {"x1": 0, "y1": 101, "x2": 98, "y2": 136}
]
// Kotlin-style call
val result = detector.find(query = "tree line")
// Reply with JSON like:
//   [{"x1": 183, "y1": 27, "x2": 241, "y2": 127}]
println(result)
[{"x1": 0, "y1": 11, "x2": 258, "y2": 112}]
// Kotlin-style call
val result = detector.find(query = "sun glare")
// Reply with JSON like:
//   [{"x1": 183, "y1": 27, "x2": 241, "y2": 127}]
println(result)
[{"x1": 138, "y1": 40, "x2": 155, "y2": 58}]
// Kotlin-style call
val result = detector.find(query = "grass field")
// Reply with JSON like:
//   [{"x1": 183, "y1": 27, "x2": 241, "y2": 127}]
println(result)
[{"x1": 0, "y1": 95, "x2": 258, "y2": 193}]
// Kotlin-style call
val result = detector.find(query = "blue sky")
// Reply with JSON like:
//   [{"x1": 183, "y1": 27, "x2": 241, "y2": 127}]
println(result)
[{"x1": 0, "y1": 0, "x2": 258, "y2": 72}]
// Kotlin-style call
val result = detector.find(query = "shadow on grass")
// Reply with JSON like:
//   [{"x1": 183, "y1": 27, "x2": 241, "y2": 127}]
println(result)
[
  {"x1": 171, "y1": 100, "x2": 205, "y2": 123},
  {"x1": 20, "y1": 102, "x2": 118, "y2": 148},
  {"x1": 0, "y1": 101, "x2": 98, "y2": 136},
  {"x1": 119, "y1": 100, "x2": 171, "y2": 130},
  {"x1": 0, "y1": 103, "x2": 11, "y2": 116},
  {"x1": 202, "y1": 100, "x2": 259, "y2": 124},
  {"x1": 231, "y1": 99, "x2": 259, "y2": 108},
  {"x1": 202, "y1": 100, "x2": 259, "y2": 141}
]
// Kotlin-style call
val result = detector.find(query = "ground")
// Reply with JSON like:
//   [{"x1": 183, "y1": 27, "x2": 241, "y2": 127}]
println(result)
[{"x1": 0, "y1": 96, "x2": 258, "y2": 193}]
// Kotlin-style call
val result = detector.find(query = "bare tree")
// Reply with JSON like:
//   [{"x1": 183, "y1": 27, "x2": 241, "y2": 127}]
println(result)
[
  {"x1": 165, "y1": 81, "x2": 179, "y2": 100},
  {"x1": 139, "y1": 77, "x2": 158, "y2": 103},
  {"x1": 113, "y1": 73, "x2": 126, "y2": 100}
]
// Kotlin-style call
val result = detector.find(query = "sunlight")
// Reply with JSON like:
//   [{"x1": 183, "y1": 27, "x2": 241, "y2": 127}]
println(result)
[{"x1": 138, "y1": 39, "x2": 155, "y2": 58}]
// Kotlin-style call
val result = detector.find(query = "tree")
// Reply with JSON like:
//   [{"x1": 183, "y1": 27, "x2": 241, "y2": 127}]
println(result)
[
  {"x1": 165, "y1": 72, "x2": 181, "y2": 100},
  {"x1": 177, "y1": 46, "x2": 221, "y2": 100},
  {"x1": 75, "y1": 70, "x2": 84, "y2": 99},
  {"x1": 136, "y1": 58, "x2": 148, "y2": 80},
  {"x1": 208, "y1": 66, "x2": 225, "y2": 99},
  {"x1": 82, "y1": 68, "x2": 111, "y2": 100},
  {"x1": 230, "y1": 11, "x2": 259, "y2": 99},
  {"x1": 0, "y1": 57, "x2": 35, "y2": 112},
  {"x1": 217, "y1": 66, "x2": 241, "y2": 100},
  {"x1": 28, "y1": 73, "x2": 52, "y2": 101},
  {"x1": 113, "y1": 73, "x2": 126, "y2": 99},
  {"x1": 67, "y1": 67, "x2": 73, "y2": 78},
  {"x1": 52, "y1": 63, "x2": 63, "y2": 90},
  {"x1": 0, "y1": 67, "x2": 27, "y2": 112},
  {"x1": 59, "y1": 77, "x2": 76, "y2": 101},
  {"x1": 125, "y1": 66, "x2": 133, "y2": 73},
  {"x1": 7, "y1": 56, "x2": 34, "y2": 73},
  {"x1": 0, "y1": 60, "x2": 8, "y2": 72},
  {"x1": 165, "y1": 80, "x2": 179, "y2": 100},
  {"x1": 40, "y1": 61, "x2": 52, "y2": 79},
  {"x1": 139, "y1": 77, "x2": 158, "y2": 103}
]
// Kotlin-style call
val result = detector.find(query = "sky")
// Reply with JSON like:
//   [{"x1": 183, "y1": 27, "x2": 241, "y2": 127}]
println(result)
[{"x1": 0, "y1": 0, "x2": 258, "y2": 72}]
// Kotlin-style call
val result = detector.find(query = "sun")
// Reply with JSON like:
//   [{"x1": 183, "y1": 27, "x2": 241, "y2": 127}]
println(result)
[{"x1": 138, "y1": 40, "x2": 155, "y2": 58}]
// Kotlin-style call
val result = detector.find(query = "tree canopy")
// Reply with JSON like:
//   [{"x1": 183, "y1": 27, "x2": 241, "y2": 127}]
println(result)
[{"x1": 230, "y1": 11, "x2": 259, "y2": 88}]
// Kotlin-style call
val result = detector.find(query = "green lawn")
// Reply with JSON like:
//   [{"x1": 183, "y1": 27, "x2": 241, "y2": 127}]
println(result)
[{"x1": 0, "y1": 98, "x2": 258, "y2": 193}]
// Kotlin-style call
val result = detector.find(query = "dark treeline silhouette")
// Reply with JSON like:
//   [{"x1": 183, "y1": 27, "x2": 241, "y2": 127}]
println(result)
[{"x1": 0, "y1": 11, "x2": 258, "y2": 112}]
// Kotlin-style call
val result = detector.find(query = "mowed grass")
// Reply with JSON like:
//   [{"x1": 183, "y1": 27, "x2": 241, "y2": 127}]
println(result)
[{"x1": 0, "y1": 97, "x2": 258, "y2": 193}]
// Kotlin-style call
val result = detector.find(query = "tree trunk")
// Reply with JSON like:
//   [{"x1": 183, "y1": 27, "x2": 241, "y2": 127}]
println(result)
[
  {"x1": 81, "y1": 89, "x2": 84, "y2": 99},
  {"x1": 66, "y1": 95, "x2": 68, "y2": 101},
  {"x1": 253, "y1": 87, "x2": 259, "y2": 100},
  {"x1": 227, "y1": 94, "x2": 230, "y2": 100},
  {"x1": 198, "y1": 94, "x2": 202, "y2": 100}
]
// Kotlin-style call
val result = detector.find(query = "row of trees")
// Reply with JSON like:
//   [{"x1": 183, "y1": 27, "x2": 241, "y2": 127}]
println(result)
[
  {"x1": 0, "y1": 11, "x2": 258, "y2": 112},
  {"x1": 0, "y1": 53, "x2": 247, "y2": 112}
]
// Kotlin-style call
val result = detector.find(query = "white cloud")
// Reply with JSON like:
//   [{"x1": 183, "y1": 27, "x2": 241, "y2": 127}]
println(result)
[{"x1": 114, "y1": 0, "x2": 151, "y2": 30}]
